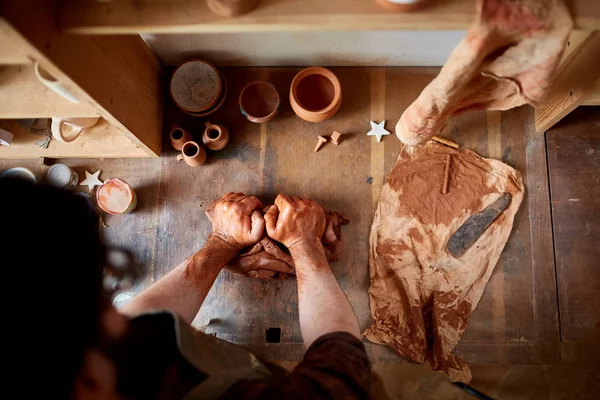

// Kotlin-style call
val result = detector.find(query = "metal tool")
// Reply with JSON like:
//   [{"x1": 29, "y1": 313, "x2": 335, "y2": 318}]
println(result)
[{"x1": 447, "y1": 193, "x2": 512, "y2": 258}]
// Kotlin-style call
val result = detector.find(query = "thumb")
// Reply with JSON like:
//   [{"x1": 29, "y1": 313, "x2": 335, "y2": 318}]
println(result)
[
  {"x1": 264, "y1": 205, "x2": 279, "y2": 236},
  {"x1": 249, "y1": 211, "x2": 265, "y2": 242}
]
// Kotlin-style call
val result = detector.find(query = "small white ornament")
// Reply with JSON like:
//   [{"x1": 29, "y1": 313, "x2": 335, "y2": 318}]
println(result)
[
  {"x1": 80, "y1": 170, "x2": 103, "y2": 192},
  {"x1": 367, "y1": 121, "x2": 390, "y2": 143}
]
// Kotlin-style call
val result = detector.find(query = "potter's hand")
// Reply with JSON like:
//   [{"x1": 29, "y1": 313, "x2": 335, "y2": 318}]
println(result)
[
  {"x1": 265, "y1": 195, "x2": 326, "y2": 249},
  {"x1": 205, "y1": 192, "x2": 265, "y2": 250}
]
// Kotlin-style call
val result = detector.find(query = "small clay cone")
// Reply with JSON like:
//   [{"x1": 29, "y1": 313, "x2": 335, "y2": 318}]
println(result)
[
  {"x1": 202, "y1": 121, "x2": 230, "y2": 151},
  {"x1": 177, "y1": 141, "x2": 207, "y2": 167},
  {"x1": 170, "y1": 127, "x2": 192, "y2": 151}
]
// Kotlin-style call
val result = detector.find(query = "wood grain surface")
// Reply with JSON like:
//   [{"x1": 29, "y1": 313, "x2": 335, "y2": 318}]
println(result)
[
  {"x1": 0, "y1": 67, "x2": 565, "y2": 364},
  {"x1": 547, "y1": 107, "x2": 600, "y2": 343}
]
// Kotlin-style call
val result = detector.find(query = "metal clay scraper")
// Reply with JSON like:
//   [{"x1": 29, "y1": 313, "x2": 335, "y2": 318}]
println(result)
[{"x1": 447, "y1": 193, "x2": 512, "y2": 258}]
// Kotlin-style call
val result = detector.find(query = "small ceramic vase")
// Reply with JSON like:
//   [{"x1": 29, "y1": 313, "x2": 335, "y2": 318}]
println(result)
[
  {"x1": 207, "y1": 0, "x2": 260, "y2": 17},
  {"x1": 202, "y1": 121, "x2": 229, "y2": 151},
  {"x1": 290, "y1": 67, "x2": 342, "y2": 123},
  {"x1": 170, "y1": 126, "x2": 192, "y2": 151},
  {"x1": 177, "y1": 141, "x2": 207, "y2": 167},
  {"x1": 239, "y1": 81, "x2": 280, "y2": 123}
]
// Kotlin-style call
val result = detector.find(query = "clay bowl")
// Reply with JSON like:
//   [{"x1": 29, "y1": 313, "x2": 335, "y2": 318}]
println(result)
[
  {"x1": 239, "y1": 81, "x2": 280, "y2": 123},
  {"x1": 170, "y1": 59, "x2": 222, "y2": 113},
  {"x1": 290, "y1": 67, "x2": 342, "y2": 123},
  {"x1": 182, "y1": 72, "x2": 228, "y2": 118}
]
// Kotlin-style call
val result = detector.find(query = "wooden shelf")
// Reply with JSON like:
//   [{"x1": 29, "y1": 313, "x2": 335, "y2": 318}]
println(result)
[
  {"x1": 0, "y1": 119, "x2": 150, "y2": 159},
  {"x1": 0, "y1": 65, "x2": 100, "y2": 118},
  {"x1": 59, "y1": 0, "x2": 600, "y2": 34}
]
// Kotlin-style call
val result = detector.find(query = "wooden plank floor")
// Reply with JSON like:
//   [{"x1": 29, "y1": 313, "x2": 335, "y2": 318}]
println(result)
[
  {"x1": 0, "y1": 67, "x2": 564, "y2": 364},
  {"x1": 547, "y1": 107, "x2": 600, "y2": 343}
]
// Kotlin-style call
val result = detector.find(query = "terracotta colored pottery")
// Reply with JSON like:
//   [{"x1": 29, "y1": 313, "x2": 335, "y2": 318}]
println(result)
[
  {"x1": 177, "y1": 141, "x2": 207, "y2": 167},
  {"x1": 207, "y1": 0, "x2": 260, "y2": 17},
  {"x1": 170, "y1": 59, "x2": 222, "y2": 112},
  {"x1": 374, "y1": 0, "x2": 430, "y2": 12},
  {"x1": 239, "y1": 81, "x2": 280, "y2": 123},
  {"x1": 182, "y1": 72, "x2": 228, "y2": 118},
  {"x1": 290, "y1": 67, "x2": 342, "y2": 123},
  {"x1": 202, "y1": 121, "x2": 229, "y2": 151},
  {"x1": 170, "y1": 126, "x2": 192, "y2": 151},
  {"x1": 96, "y1": 178, "x2": 138, "y2": 215}
]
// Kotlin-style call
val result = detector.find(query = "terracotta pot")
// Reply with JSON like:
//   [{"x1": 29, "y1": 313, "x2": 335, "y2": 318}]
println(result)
[
  {"x1": 182, "y1": 72, "x2": 228, "y2": 118},
  {"x1": 202, "y1": 121, "x2": 229, "y2": 151},
  {"x1": 170, "y1": 59, "x2": 222, "y2": 113},
  {"x1": 207, "y1": 0, "x2": 260, "y2": 17},
  {"x1": 96, "y1": 178, "x2": 138, "y2": 215},
  {"x1": 239, "y1": 81, "x2": 280, "y2": 123},
  {"x1": 373, "y1": 0, "x2": 430, "y2": 12},
  {"x1": 170, "y1": 126, "x2": 192, "y2": 151},
  {"x1": 290, "y1": 67, "x2": 342, "y2": 123},
  {"x1": 177, "y1": 141, "x2": 207, "y2": 167}
]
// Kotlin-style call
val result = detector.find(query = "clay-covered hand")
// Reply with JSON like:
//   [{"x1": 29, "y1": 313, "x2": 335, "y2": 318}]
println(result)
[
  {"x1": 205, "y1": 192, "x2": 265, "y2": 250},
  {"x1": 264, "y1": 195, "x2": 326, "y2": 249}
]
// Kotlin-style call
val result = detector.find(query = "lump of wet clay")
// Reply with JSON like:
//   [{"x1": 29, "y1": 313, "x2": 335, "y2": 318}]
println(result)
[
  {"x1": 206, "y1": 203, "x2": 349, "y2": 280},
  {"x1": 364, "y1": 142, "x2": 524, "y2": 383}
]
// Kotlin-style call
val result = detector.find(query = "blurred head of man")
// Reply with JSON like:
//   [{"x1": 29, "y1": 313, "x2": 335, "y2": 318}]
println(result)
[{"x1": 1, "y1": 178, "x2": 126, "y2": 399}]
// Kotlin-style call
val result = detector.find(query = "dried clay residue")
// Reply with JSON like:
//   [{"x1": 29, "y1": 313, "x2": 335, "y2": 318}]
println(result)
[{"x1": 365, "y1": 141, "x2": 525, "y2": 383}]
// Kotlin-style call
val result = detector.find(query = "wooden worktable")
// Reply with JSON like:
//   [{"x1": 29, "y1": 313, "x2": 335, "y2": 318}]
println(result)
[{"x1": 0, "y1": 67, "x2": 560, "y2": 365}]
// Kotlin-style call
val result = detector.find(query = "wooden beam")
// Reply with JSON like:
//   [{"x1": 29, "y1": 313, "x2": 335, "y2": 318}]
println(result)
[
  {"x1": 1, "y1": 0, "x2": 163, "y2": 157},
  {"x1": 57, "y1": 0, "x2": 600, "y2": 34},
  {"x1": 535, "y1": 31, "x2": 600, "y2": 133}
]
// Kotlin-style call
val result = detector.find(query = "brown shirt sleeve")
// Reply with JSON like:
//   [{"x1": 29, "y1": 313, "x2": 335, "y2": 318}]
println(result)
[{"x1": 221, "y1": 332, "x2": 372, "y2": 400}]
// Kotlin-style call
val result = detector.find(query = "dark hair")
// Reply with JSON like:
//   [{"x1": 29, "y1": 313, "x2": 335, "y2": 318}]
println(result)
[{"x1": 0, "y1": 178, "x2": 106, "y2": 398}]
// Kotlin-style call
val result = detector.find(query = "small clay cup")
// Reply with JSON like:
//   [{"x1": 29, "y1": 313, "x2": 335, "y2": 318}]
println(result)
[
  {"x1": 373, "y1": 0, "x2": 430, "y2": 12},
  {"x1": 239, "y1": 81, "x2": 280, "y2": 123},
  {"x1": 177, "y1": 141, "x2": 207, "y2": 167},
  {"x1": 170, "y1": 126, "x2": 192, "y2": 151},
  {"x1": 202, "y1": 121, "x2": 229, "y2": 151},
  {"x1": 290, "y1": 67, "x2": 342, "y2": 123}
]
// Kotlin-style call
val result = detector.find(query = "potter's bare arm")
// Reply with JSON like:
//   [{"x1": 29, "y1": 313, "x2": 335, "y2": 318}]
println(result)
[
  {"x1": 265, "y1": 195, "x2": 361, "y2": 347},
  {"x1": 122, "y1": 193, "x2": 265, "y2": 323}
]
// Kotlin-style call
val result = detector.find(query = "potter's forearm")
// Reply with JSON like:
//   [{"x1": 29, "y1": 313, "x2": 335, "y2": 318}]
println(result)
[
  {"x1": 121, "y1": 235, "x2": 238, "y2": 324},
  {"x1": 291, "y1": 240, "x2": 361, "y2": 347}
]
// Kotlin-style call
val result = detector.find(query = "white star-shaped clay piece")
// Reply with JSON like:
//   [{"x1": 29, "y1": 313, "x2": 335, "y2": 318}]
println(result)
[
  {"x1": 367, "y1": 121, "x2": 390, "y2": 143},
  {"x1": 80, "y1": 170, "x2": 103, "y2": 192}
]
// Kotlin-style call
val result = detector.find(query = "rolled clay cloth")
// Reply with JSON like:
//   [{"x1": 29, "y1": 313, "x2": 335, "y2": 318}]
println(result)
[
  {"x1": 396, "y1": 0, "x2": 572, "y2": 145},
  {"x1": 364, "y1": 142, "x2": 524, "y2": 383},
  {"x1": 205, "y1": 203, "x2": 349, "y2": 280}
]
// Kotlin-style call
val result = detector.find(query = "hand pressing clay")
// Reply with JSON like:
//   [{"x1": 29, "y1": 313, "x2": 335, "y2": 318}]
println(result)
[{"x1": 206, "y1": 203, "x2": 349, "y2": 280}]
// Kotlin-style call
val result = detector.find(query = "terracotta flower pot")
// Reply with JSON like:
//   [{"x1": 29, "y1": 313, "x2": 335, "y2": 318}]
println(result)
[
  {"x1": 202, "y1": 121, "x2": 229, "y2": 151},
  {"x1": 177, "y1": 141, "x2": 207, "y2": 167},
  {"x1": 170, "y1": 126, "x2": 192, "y2": 151},
  {"x1": 373, "y1": 0, "x2": 430, "y2": 12},
  {"x1": 239, "y1": 81, "x2": 280, "y2": 123},
  {"x1": 290, "y1": 67, "x2": 342, "y2": 123}
]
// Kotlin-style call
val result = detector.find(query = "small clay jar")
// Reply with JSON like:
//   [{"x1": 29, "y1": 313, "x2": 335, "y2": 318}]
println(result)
[
  {"x1": 239, "y1": 81, "x2": 280, "y2": 123},
  {"x1": 170, "y1": 126, "x2": 192, "y2": 151},
  {"x1": 177, "y1": 141, "x2": 207, "y2": 167},
  {"x1": 373, "y1": 0, "x2": 430, "y2": 12},
  {"x1": 202, "y1": 121, "x2": 229, "y2": 151},
  {"x1": 207, "y1": 0, "x2": 260, "y2": 17},
  {"x1": 290, "y1": 67, "x2": 342, "y2": 123}
]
